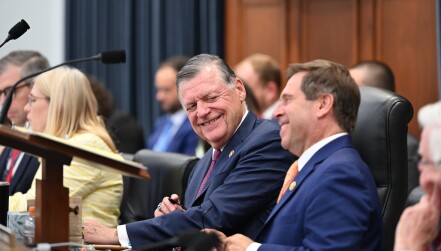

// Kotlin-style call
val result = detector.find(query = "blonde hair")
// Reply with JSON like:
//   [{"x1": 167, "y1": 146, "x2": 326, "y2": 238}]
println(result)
[{"x1": 33, "y1": 66, "x2": 117, "y2": 152}]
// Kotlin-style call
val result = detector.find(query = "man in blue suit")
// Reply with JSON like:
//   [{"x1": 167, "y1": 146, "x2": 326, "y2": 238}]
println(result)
[
  {"x1": 207, "y1": 59, "x2": 383, "y2": 250},
  {"x1": 83, "y1": 54, "x2": 296, "y2": 248},
  {"x1": 0, "y1": 51, "x2": 48, "y2": 195},
  {"x1": 146, "y1": 56, "x2": 199, "y2": 155}
]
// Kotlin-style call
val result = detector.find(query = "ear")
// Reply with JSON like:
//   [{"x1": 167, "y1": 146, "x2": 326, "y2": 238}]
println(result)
[
  {"x1": 265, "y1": 81, "x2": 279, "y2": 103},
  {"x1": 316, "y1": 93, "x2": 334, "y2": 118},
  {"x1": 236, "y1": 78, "x2": 247, "y2": 102}
]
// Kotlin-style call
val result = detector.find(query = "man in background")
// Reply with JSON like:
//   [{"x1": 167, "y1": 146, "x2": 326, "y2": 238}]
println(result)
[
  {"x1": 234, "y1": 53, "x2": 281, "y2": 119},
  {"x1": 0, "y1": 50, "x2": 48, "y2": 194},
  {"x1": 147, "y1": 56, "x2": 199, "y2": 155},
  {"x1": 350, "y1": 60, "x2": 419, "y2": 194}
]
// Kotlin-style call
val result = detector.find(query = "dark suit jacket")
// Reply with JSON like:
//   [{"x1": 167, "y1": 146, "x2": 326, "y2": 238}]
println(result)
[
  {"x1": 147, "y1": 114, "x2": 199, "y2": 155},
  {"x1": 0, "y1": 148, "x2": 40, "y2": 195},
  {"x1": 256, "y1": 135, "x2": 383, "y2": 251},
  {"x1": 126, "y1": 112, "x2": 297, "y2": 248}
]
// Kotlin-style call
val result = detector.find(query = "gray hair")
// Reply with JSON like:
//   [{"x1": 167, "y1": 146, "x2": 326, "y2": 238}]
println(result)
[
  {"x1": 176, "y1": 54, "x2": 237, "y2": 95},
  {"x1": 426, "y1": 123, "x2": 441, "y2": 164},
  {"x1": 0, "y1": 50, "x2": 49, "y2": 86}
]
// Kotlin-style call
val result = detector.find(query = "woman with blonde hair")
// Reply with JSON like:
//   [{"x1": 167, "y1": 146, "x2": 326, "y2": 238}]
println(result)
[{"x1": 10, "y1": 66, "x2": 123, "y2": 227}]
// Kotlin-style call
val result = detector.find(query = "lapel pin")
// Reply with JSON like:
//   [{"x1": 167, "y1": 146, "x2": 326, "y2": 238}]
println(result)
[
  {"x1": 229, "y1": 150, "x2": 234, "y2": 158},
  {"x1": 289, "y1": 181, "x2": 296, "y2": 191}
]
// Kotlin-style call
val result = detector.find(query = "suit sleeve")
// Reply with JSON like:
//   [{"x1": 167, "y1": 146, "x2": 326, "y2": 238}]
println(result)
[
  {"x1": 257, "y1": 161, "x2": 381, "y2": 251},
  {"x1": 125, "y1": 127, "x2": 296, "y2": 248}
]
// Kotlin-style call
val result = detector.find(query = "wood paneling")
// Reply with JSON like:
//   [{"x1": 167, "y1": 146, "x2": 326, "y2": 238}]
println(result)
[{"x1": 225, "y1": 0, "x2": 439, "y2": 138}]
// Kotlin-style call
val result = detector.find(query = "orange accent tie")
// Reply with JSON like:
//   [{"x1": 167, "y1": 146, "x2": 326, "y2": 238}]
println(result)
[{"x1": 277, "y1": 160, "x2": 299, "y2": 203}]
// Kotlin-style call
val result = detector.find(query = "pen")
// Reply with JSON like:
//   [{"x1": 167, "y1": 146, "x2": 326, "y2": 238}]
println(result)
[{"x1": 168, "y1": 197, "x2": 187, "y2": 210}]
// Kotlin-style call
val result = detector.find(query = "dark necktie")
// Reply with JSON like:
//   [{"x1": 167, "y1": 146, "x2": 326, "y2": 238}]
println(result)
[{"x1": 196, "y1": 149, "x2": 221, "y2": 197}]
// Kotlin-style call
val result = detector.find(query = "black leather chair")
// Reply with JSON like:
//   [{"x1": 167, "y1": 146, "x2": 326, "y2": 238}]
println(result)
[
  {"x1": 119, "y1": 149, "x2": 199, "y2": 224},
  {"x1": 352, "y1": 86, "x2": 413, "y2": 251}
]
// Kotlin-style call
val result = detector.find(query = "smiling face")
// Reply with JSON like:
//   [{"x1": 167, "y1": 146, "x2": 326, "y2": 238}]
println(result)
[
  {"x1": 179, "y1": 66, "x2": 246, "y2": 149},
  {"x1": 274, "y1": 72, "x2": 317, "y2": 156}
]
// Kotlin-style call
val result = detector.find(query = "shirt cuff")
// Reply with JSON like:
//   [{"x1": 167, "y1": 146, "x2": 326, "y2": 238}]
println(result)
[
  {"x1": 246, "y1": 242, "x2": 262, "y2": 251},
  {"x1": 117, "y1": 224, "x2": 131, "y2": 247}
]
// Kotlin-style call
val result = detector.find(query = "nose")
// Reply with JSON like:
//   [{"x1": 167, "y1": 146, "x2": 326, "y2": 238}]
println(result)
[
  {"x1": 196, "y1": 101, "x2": 210, "y2": 117},
  {"x1": 273, "y1": 102, "x2": 283, "y2": 119},
  {"x1": 24, "y1": 102, "x2": 30, "y2": 113}
]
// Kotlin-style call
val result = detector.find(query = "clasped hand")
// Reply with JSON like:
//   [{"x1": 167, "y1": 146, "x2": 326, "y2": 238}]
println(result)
[{"x1": 155, "y1": 193, "x2": 185, "y2": 217}]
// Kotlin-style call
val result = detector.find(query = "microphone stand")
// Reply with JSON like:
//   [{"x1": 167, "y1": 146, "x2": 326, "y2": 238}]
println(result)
[{"x1": 0, "y1": 55, "x2": 101, "y2": 124}]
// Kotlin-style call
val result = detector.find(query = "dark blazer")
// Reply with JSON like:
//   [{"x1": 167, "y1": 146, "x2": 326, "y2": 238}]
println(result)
[
  {"x1": 256, "y1": 135, "x2": 383, "y2": 251},
  {"x1": 147, "y1": 114, "x2": 199, "y2": 155},
  {"x1": 126, "y1": 112, "x2": 297, "y2": 248},
  {"x1": 0, "y1": 148, "x2": 40, "y2": 195}
]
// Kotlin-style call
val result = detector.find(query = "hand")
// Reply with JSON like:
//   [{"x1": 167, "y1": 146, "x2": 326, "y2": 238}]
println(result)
[
  {"x1": 394, "y1": 195, "x2": 440, "y2": 251},
  {"x1": 224, "y1": 234, "x2": 254, "y2": 251},
  {"x1": 154, "y1": 194, "x2": 184, "y2": 217},
  {"x1": 83, "y1": 219, "x2": 119, "y2": 245},
  {"x1": 84, "y1": 220, "x2": 119, "y2": 245},
  {"x1": 202, "y1": 228, "x2": 228, "y2": 251}
]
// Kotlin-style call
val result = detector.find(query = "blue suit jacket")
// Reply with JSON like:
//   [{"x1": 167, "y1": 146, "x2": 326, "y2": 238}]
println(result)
[
  {"x1": 0, "y1": 148, "x2": 40, "y2": 195},
  {"x1": 256, "y1": 135, "x2": 383, "y2": 251},
  {"x1": 126, "y1": 112, "x2": 297, "y2": 248},
  {"x1": 147, "y1": 114, "x2": 199, "y2": 155}
]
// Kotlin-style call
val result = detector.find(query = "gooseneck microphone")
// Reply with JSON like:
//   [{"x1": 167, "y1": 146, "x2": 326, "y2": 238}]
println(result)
[
  {"x1": 0, "y1": 19, "x2": 30, "y2": 48},
  {"x1": 0, "y1": 49, "x2": 126, "y2": 124}
]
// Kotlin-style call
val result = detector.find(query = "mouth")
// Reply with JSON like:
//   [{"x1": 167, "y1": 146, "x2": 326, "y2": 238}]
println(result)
[{"x1": 201, "y1": 116, "x2": 221, "y2": 127}]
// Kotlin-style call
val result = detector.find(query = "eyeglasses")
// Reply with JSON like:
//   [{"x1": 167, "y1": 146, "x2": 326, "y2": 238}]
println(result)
[
  {"x1": 27, "y1": 94, "x2": 49, "y2": 107},
  {"x1": 417, "y1": 155, "x2": 441, "y2": 168},
  {"x1": 0, "y1": 83, "x2": 30, "y2": 98}
]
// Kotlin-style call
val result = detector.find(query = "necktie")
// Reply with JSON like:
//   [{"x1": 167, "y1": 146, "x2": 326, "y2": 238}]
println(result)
[
  {"x1": 196, "y1": 149, "x2": 221, "y2": 197},
  {"x1": 277, "y1": 160, "x2": 299, "y2": 203},
  {"x1": 153, "y1": 117, "x2": 173, "y2": 152},
  {"x1": 4, "y1": 149, "x2": 20, "y2": 183}
]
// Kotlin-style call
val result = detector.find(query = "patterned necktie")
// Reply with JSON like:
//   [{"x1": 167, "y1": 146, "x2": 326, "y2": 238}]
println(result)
[
  {"x1": 4, "y1": 149, "x2": 20, "y2": 183},
  {"x1": 196, "y1": 149, "x2": 221, "y2": 197},
  {"x1": 277, "y1": 160, "x2": 299, "y2": 203}
]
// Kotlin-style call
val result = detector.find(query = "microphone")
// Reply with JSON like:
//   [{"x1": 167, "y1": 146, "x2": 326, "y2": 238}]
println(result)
[
  {"x1": 0, "y1": 19, "x2": 30, "y2": 48},
  {"x1": 0, "y1": 49, "x2": 126, "y2": 124},
  {"x1": 135, "y1": 230, "x2": 219, "y2": 251}
]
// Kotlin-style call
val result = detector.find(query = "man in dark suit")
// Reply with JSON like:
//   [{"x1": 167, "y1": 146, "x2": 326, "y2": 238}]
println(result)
[
  {"x1": 147, "y1": 56, "x2": 199, "y2": 155},
  {"x1": 83, "y1": 54, "x2": 296, "y2": 248},
  {"x1": 207, "y1": 59, "x2": 383, "y2": 250},
  {"x1": 0, "y1": 51, "x2": 48, "y2": 195}
]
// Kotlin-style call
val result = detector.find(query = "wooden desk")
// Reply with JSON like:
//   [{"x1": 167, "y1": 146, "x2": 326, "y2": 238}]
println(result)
[{"x1": 0, "y1": 126, "x2": 149, "y2": 245}]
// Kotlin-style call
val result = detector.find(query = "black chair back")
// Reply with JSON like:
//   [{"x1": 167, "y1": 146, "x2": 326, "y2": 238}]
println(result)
[
  {"x1": 119, "y1": 149, "x2": 198, "y2": 224},
  {"x1": 352, "y1": 86, "x2": 413, "y2": 251}
]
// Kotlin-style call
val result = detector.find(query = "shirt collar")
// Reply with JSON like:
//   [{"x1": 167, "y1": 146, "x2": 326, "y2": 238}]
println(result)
[{"x1": 297, "y1": 133, "x2": 347, "y2": 172}]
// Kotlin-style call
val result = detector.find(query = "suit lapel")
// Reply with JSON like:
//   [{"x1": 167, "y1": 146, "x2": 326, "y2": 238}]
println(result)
[
  {"x1": 262, "y1": 135, "x2": 353, "y2": 225},
  {"x1": 0, "y1": 148, "x2": 11, "y2": 179},
  {"x1": 189, "y1": 112, "x2": 258, "y2": 204},
  {"x1": 9, "y1": 153, "x2": 28, "y2": 193}
]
